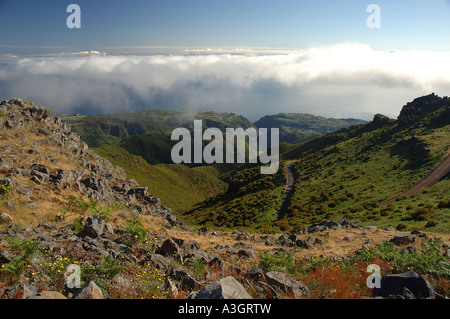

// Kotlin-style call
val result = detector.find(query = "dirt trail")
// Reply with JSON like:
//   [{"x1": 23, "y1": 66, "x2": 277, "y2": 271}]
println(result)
[
  {"x1": 380, "y1": 153, "x2": 450, "y2": 206},
  {"x1": 273, "y1": 161, "x2": 296, "y2": 221}
]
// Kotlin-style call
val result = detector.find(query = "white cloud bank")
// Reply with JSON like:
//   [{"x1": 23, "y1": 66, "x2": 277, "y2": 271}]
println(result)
[{"x1": 0, "y1": 43, "x2": 449, "y2": 121}]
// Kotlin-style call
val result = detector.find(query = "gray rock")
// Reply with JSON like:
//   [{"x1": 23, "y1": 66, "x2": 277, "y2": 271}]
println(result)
[
  {"x1": 172, "y1": 267, "x2": 202, "y2": 290},
  {"x1": 72, "y1": 281, "x2": 104, "y2": 299},
  {"x1": 295, "y1": 239, "x2": 314, "y2": 249},
  {"x1": 26, "y1": 291, "x2": 67, "y2": 299},
  {"x1": 0, "y1": 177, "x2": 16, "y2": 188},
  {"x1": 145, "y1": 254, "x2": 171, "y2": 271},
  {"x1": 264, "y1": 271, "x2": 309, "y2": 298},
  {"x1": 15, "y1": 183, "x2": 31, "y2": 201},
  {"x1": 187, "y1": 276, "x2": 252, "y2": 299},
  {"x1": 390, "y1": 233, "x2": 415, "y2": 245},
  {"x1": 373, "y1": 271, "x2": 435, "y2": 299},
  {"x1": 237, "y1": 248, "x2": 255, "y2": 258},
  {"x1": 3, "y1": 283, "x2": 38, "y2": 299},
  {"x1": 79, "y1": 215, "x2": 105, "y2": 238},
  {"x1": 0, "y1": 213, "x2": 13, "y2": 224},
  {"x1": 156, "y1": 238, "x2": 181, "y2": 259}
]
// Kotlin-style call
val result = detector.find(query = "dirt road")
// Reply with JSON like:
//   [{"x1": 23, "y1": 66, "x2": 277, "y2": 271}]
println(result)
[
  {"x1": 273, "y1": 161, "x2": 296, "y2": 221},
  {"x1": 380, "y1": 153, "x2": 450, "y2": 206}
]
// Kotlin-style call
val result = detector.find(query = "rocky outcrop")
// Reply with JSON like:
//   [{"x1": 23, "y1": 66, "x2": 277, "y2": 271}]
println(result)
[
  {"x1": 187, "y1": 276, "x2": 252, "y2": 299},
  {"x1": 277, "y1": 218, "x2": 361, "y2": 248},
  {"x1": 0, "y1": 98, "x2": 183, "y2": 228}
]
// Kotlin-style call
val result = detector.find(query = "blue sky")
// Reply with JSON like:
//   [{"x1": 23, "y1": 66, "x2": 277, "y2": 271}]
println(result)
[
  {"x1": 1, "y1": 1, "x2": 450, "y2": 120},
  {"x1": 1, "y1": 0, "x2": 450, "y2": 53}
]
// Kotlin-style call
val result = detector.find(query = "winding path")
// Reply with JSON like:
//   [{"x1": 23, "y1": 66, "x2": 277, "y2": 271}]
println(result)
[
  {"x1": 273, "y1": 161, "x2": 296, "y2": 221},
  {"x1": 271, "y1": 152, "x2": 450, "y2": 220},
  {"x1": 380, "y1": 153, "x2": 450, "y2": 206}
]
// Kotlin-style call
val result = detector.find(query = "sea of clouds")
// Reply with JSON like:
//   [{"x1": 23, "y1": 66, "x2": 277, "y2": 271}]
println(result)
[{"x1": 0, "y1": 42, "x2": 449, "y2": 121}]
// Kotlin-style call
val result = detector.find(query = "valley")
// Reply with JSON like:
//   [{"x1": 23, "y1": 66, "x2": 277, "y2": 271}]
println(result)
[
  {"x1": 0, "y1": 95, "x2": 449, "y2": 300},
  {"x1": 65, "y1": 94, "x2": 450, "y2": 235}
]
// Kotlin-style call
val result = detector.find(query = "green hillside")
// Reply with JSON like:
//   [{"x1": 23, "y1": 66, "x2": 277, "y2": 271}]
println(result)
[
  {"x1": 93, "y1": 144, "x2": 227, "y2": 213},
  {"x1": 254, "y1": 113, "x2": 367, "y2": 144},
  {"x1": 281, "y1": 94, "x2": 450, "y2": 233},
  {"x1": 184, "y1": 94, "x2": 449, "y2": 234},
  {"x1": 65, "y1": 94, "x2": 449, "y2": 234},
  {"x1": 181, "y1": 162, "x2": 287, "y2": 232}
]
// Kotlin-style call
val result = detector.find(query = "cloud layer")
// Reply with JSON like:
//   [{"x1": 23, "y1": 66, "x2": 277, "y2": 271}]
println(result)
[{"x1": 1, "y1": 43, "x2": 449, "y2": 121}]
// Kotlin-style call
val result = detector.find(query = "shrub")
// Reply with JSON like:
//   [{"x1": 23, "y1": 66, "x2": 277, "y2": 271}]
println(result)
[
  {"x1": 410, "y1": 207, "x2": 432, "y2": 221},
  {"x1": 425, "y1": 220, "x2": 438, "y2": 228},
  {"x1": 438, "y1": 200, "x2": 450, "y2": 209},
  {"x1": 259, "y1": 250, "x2": 297, "y2": 276},
  {"x1": 0, "y1": 184, "x2": 13, "y2": 200},
  {"x1": 126, "y1": 216, "x2": 147, "y2": 243},
  {"x1": 81, "y1": 254, "x2": 126, "y2": 285},
  {"x1": 72, "y1": 216, "x2": 85, "y2": 233},
  {"x1": 0, "y1": 237, "x2": 40, "y2": 283},
  {"x1": 359, "y1": 238, "x2": 450, "y2": 278}
]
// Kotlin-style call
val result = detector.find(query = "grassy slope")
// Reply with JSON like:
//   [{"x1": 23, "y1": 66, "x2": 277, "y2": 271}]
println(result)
[
  {"x1": 181, "y1": 162, "x2": 287, "y2": 232},
  {"x1": 93, "y1": 144, "x2": 227, "y2": 214},
  {"x1": 185, "y1": 94, "x2": 449, "y2": 234},
  {"x1": 281, "y1": 94, "x2": 450, "y2": 233}
]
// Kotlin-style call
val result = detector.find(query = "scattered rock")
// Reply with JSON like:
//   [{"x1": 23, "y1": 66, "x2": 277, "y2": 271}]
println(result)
[
  {"x1": 390, "y1": 233, "x2": 415, "y2": 245},
  {"x1": 72, "y1": 281, "x2": 104, "y2": 299},
  {"x1": 3, "y1": 283, "x2": 38, "y2": 299},
  {"x1": 237, "y1": 248, "x2": 255, "y2": 258},
  {"x1": 27, "y1": 291, "x2": 67, "y2": 299},
  {"x1": 0, "y1": 212, "x2": 13, "y2": 224},
  {"x1": 79, "y1": 215, "x2": 105, "y2": 238},
  {"x1": 172, "y1": 267, "x2": 202, "y2": 290},
  {"x1": 187, "y1": 276, "x2": 252, "y2": 299},
  {"x1": 156, "y1": 238, "x2": 182, "y2": 260},
  {"x1": 144, "y1": 253, "x2": 172, "y2": 271},
  {"x1": 264, "y1": 271, "x2": 309, "y2": 298}
]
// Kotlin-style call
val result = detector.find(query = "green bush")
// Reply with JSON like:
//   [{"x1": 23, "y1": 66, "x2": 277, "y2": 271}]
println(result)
[
  {"x1": 0, "y1": 237, "x2": 40, "y2": 283},
  {"x1": 81, "y1": 254, "x2": 126, "y2": 285},
  {"x1": 259, "y1": 250, "x2": 297, "y2": 276},
  {"x1": 72, "y1": 216, "x2": 85, "y2": 233},
  {"x1": 359, "y1": 238, "x2": 450, "y2": 278},
  {"x1": 410, "y1": 207, "x2": 432, "y2": 221},
  {"x1": 126, "y1": 216, "x2": 147, "y2": 243},
  {"x1": 0, "y1": 184, "x2": 13, "y2": 199}
]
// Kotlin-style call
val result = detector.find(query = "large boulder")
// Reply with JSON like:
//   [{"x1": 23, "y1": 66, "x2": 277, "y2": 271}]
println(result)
[
  {"x1": 187, "y1": 276, "x2": 252, "y2": 299},
  {"x1": 72, "y1": 281, "x2": 104, "y2": 299},
  {"x1": 156, "y1": 238, "x2": 182, "y2": 260},
  {"x1": 264, "y1": 271, "x2": 309, "y2": 298},
  {"x1": 373, "y1": 271, "x2": 435, "y2": 299},
  {"x1": 390, "y1": 233, "x2": 415, "y2": 245}
]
